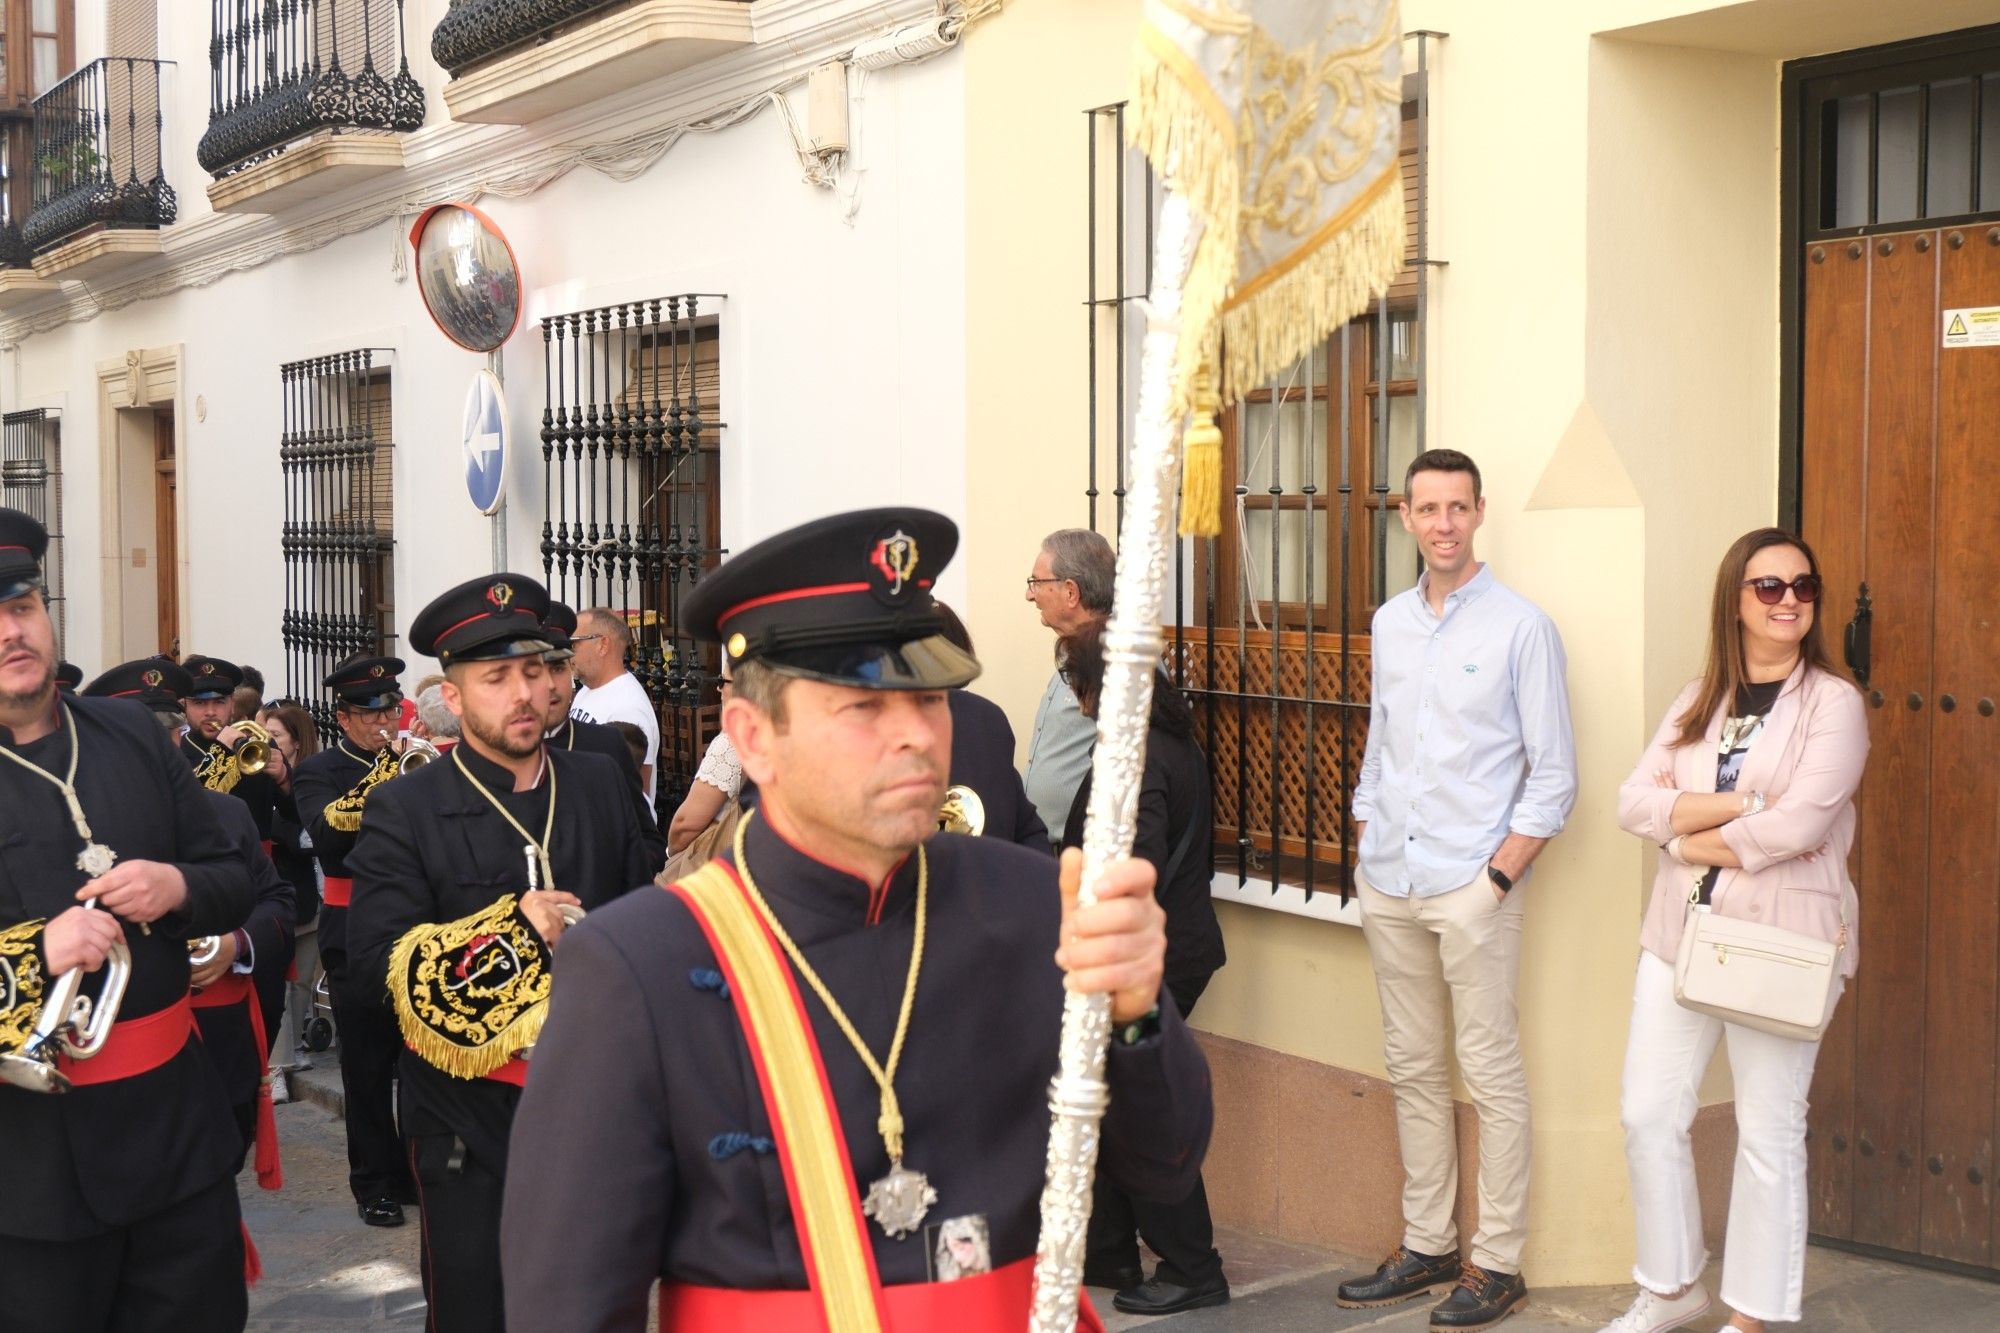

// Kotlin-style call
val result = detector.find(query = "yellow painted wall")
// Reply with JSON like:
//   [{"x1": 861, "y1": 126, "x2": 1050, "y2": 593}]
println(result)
[{"x1": 961, "y1": 0, "x2": 1967, "y2": 1286}]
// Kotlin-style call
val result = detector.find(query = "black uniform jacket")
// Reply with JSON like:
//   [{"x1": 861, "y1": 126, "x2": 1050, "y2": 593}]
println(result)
[
  {"x1": 548, "y1": 716, "x2": 666, "y2": 875},
  {"x1": 345, "y1": 743, "x2": 658, "y2": 1173},
  {"x1": 268, "y1": 784, "x2": 319, "y2": 931},
  {"x1": 190, "y1": 790, "x2": 296, "y2": 1107},
  {"x1": 500, "y1": 815, "x2": 1214, "y2": 1331},
  {"x1": 0, "y1": 697, "x2": 255, "y2": 1240},
  {"x1": 1064, "y1": 724, "x2": 1226, "y2": 994},
  {"x1": 291, "y1": 738, "x2": 380, "y2": 966},
  {"x1": 947, "y1": 689, "x2": 1050, "y2": 853}
]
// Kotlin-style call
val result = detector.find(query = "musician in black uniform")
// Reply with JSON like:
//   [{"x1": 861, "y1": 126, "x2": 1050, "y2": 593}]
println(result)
[
  {"x1": 84, "y1": 659, "x2": 297, "y2": 1182},
  {"x1": 178, "y1": 656, "x2": 278, "y2": 842},
  {"x1": 501, "y1": 508, "x2": 1213, "y2": 1331},
  {"x1": 347, "y1": 573, "x2": 659, "y2": 1333},
  {"x1": 540, "y1": 600, "x2": 666, "y2": 875},
  {"x1": 0, "y1": 509, "x2": 256, "y2": 1332},
  {"x1": 291, "y1": 654, "x2": 418, "y2": 1227}
]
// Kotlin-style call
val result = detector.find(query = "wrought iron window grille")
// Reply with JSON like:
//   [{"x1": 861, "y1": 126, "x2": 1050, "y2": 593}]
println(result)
[
  {"x1": 199, "y1": 0, "x2": 427, "y2": 178},
  {"x1": 1, "y1": 408, "x2": 64, "y2": 657},
  {"x1": 541, "y1": 295, "x2": 726, "y2": 808},
  {"x1": 433, "y1": 0, "x2": 641, "y2": 78},
  {"x1": 1083, "y1": 32, "x2": 1442, "y2": 904},
  {"x1": 280, "y1": 350, "x2": 397, "y2": 738},
  {"x1": 26, "y1": 57, "x2": 175, "y2": 254}
]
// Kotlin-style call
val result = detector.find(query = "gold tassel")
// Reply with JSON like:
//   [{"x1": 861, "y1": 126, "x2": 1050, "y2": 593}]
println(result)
[
  {"x1": 1179, "y1": 359, "x2": 1223, "y2": 537},
  {"x1": 386, "y1": 896, "x2": 553, "y2": 1080}
]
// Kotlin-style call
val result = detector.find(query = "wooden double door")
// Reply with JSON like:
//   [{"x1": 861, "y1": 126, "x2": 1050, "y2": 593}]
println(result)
[{"x1": 1800, "y1": 222, "x2": 2000, "y2": 1269}]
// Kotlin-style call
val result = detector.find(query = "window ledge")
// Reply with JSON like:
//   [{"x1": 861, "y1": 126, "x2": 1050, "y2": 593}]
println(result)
[
  {"x1": 206, "y1": 132, "x2": 409, "y2": 216},
  {"x1": 0, "y1": 268, "x2": 62, "y2": 309},
  {"x1": 1211, "y1": 871, "x2": 1363, "y2": 927},
  {"x1": 32, "y1": 229, "x2": 165, "y2": 283},
  {"x1": 443, "y1": 0, "x2": 758, "y2": 126}
]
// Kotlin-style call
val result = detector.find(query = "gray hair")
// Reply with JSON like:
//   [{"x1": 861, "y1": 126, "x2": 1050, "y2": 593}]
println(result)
[
  {"x1": 415, "y1": 684, "x2": 460, "y2": 739},
  {"x1": 581, "y1": 608, "x2": 632, "y2": 651},
  {"x1": 1040, "y1": 528, "x2": 1115, "y2": 615}
]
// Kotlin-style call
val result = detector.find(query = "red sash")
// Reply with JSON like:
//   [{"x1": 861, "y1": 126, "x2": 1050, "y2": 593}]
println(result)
[
  {"x1": 57, "y1": 996, "x2": 194, "y2": 1086},
  {"x1": 322, "y1": 876, "x2": 353, "y2": 907},
  {"x1": 403, "y1": 1044, "x2": 529, "y2": 1087},
  {"x1": 260, "y1": 839, "x2": 274, "y2": 860},
  {"x1": 659, "y1": 1256, "x2": 1106, "y2": 1332},
  {"x1": 191, "y1": 972, "x2": 283, "y2": 1189}
]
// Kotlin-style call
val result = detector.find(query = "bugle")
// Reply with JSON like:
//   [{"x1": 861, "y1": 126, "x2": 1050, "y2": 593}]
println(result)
[{"x1": 0, "y1": 908, "x2": 133, "y2": 1095}]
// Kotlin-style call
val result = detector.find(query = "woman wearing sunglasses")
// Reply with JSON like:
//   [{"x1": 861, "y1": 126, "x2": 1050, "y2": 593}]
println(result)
[{"x1": 1600, "y1": 528, "x2": 1868, "y2": 1333}]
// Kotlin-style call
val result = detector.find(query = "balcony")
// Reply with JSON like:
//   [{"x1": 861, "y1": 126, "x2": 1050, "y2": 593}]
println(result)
[
  {"x1": 432, "y1": 0, "x2": 753, "y2": 125},
  {"x1": 199, "y1": 0, "x2": 426, "y2": 214},
  {"x1": 0, "y1": 220, "x2": 57, "y2": 306},
  {"x1": 26, "y1": 59, "x2": 177, "y2": 281}
]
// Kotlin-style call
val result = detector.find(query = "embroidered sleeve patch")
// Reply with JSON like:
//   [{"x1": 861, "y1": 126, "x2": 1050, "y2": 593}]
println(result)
[
  {"x1": 0, "y1": 919, "x2": 48, "y2": 1056},
  {"x1": 386, "y1": 895, "x2": 553, "y2": 1080}
]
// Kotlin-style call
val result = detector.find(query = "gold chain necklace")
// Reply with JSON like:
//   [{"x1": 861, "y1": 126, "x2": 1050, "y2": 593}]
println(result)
[
  {"x1": 450, "y1": 745, "x2": 558, "y2": 888},
  {"x1": 730, "y1": 810, "x2": 937, "y2": 1239},
  {"x1": 0, "y1": 701, "x2": 124, "y2": 884}
]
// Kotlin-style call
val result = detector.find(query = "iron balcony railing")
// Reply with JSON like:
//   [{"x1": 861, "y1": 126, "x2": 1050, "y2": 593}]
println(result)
[
  {"x1": 26, "y1": 58, "x2": 175, "y2": 254},
  {"x1": 199, "y1": 0, "x2": 426, "y2": 178},
  {"x1": 0, "y1": 222, "x2": 30, "y2": 268},
  {"x1": 432, "y1": 0, "x2": 631, "y2": 77}
]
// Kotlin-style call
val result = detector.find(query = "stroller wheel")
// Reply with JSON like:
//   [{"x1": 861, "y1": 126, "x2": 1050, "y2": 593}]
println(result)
[{"x1": 303, "y1": 1015, "x2": 335, "y2": 1053}]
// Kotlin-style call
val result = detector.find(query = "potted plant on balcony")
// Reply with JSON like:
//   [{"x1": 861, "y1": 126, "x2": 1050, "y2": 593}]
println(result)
[{"x1": 36, "y1": 126, "x2": 102, "y2": 189}]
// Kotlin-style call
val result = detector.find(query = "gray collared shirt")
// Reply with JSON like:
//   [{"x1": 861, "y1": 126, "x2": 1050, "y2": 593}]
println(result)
[
  {"x1": 1352, "y1": 564, "x2": 1577, "y2": 897},
  {"x1": 1024, "y1": 669, "x2": 1094, "y2": 846}
]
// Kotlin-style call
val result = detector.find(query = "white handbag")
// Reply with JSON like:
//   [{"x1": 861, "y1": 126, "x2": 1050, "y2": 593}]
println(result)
[{"x1": 1673, "y1": 902, "x2": 1845, "y2": 1042}]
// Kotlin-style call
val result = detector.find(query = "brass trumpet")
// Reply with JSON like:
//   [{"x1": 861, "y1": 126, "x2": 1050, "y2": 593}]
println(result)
[
  {"x1": 938, "y1": 784, "x2": 986, "y2": 837},
  {"x1": 0, "y1": 922, "x2": 133, "y2": 1095},
  {"x1": 398, "y1": 736, "x2": 442, "y2": 774},
  {"x1": 227, "y1": 719, "x2": 272, "y2": 775}
]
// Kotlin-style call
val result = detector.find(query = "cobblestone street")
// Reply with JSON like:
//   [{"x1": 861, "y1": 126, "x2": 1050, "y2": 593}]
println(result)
[{"x1": 244, "y1": 1071, "x2": 2000, "y2": 1331}]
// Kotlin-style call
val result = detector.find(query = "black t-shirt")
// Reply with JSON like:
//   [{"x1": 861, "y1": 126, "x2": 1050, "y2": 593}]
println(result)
[{"x1": 1697, "y1": 678, "x2": 1784, "y2": 904}]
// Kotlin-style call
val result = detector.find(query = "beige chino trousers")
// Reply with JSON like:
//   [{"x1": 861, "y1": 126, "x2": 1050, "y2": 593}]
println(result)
[{"x1": 1359, "y1": 870, "x2": 1530, "y2": 1275}]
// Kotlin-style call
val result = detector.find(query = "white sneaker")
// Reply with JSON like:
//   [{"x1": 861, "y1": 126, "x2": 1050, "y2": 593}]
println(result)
[{"x1": 1598, "y1": 1281, "x2": 1712, "y2": 1332}]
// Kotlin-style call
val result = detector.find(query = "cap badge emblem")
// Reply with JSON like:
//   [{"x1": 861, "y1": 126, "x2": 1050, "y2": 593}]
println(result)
[
  {"x1": 198, "y1": 663, "x2": 215, "y2": 675},
  {"x1": 487, "y1": 582, "x2": 514, "y2": 609},
  {"x1": 142, "y1": 669, "x2": 162, "y2": 687},
  {"x1": 869, "y1": 530, "x2": 920, "y2": 597},
  {"x1": 369, "y1": 664, "x2": 386, "y2": 678}
]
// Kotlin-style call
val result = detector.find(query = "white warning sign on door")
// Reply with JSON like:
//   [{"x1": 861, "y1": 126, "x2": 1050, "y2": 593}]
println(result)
[{"x1": 1942, "y1": 306, "x2": 2000, "y2": 347}]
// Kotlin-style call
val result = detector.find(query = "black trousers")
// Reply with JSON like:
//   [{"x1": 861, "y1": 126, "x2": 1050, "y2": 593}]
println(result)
[
  {"x1": 409, "y1": 1133, "x2": 507, "y2": 1333},
  {"x1": 0, "y1": 1172, "x2": 246, "y2": 1333},
  {"x1": 1086, "y1": 976, "x2": 1223, "y2": 1288},
  {"x1": 326, "y1": 937, "x2": 414, "y2": 1204}
]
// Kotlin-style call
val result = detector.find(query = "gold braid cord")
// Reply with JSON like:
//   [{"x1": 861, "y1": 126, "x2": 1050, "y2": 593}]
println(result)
[
  {"x1": 0, "y1": 920, "x2": 47, "y2": 1055},
  {"x1": 386, "y1": 895, "x2": 554, "y2": 1080},
  {"x1": 322, "y1": 747, "x2": 399, "y2": 834}
]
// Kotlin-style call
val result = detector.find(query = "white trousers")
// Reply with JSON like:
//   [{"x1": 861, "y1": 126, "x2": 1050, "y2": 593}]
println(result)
[{"x1": 1620, "y1": 950, "x2": 1823, "y2": 1324}]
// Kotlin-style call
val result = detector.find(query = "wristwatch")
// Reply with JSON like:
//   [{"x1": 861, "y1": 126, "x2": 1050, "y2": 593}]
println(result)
[
  {"x1": 1487, "y1": 863, "x2": 1514, "y2": 894},
  {"x1": 1115, "y1": 1006, "x2": 1162, "y2": 1047}
]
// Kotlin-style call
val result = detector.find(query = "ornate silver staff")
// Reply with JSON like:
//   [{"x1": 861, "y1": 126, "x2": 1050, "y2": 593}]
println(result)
[
  {"x1": 1029, "y1": 190, "x2": 1201, "y2": 1332},
  {"x1": 1030, "y1": 3, "x2": 1406, "y2": 1327}
]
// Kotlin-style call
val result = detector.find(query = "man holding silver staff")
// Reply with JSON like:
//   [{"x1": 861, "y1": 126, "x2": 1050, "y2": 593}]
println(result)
[
  {"x1": 347, "y1": 572, "x2": 658, "y2": 1333},
  {"x1": 0, "y1": 508, "x2": 257, "y2": 1332},
  {"x1": 500, "y1": 507, "x2": 1213, "y2": 1332},
  {"x1": 293, "y1": 651, "x2": 422, "y2": 1228}
]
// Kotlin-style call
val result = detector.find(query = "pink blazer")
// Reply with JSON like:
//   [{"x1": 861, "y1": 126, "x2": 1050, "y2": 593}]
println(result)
[{"x1": 1617, "y1": 663, "x2": 1869, "y2": 978}]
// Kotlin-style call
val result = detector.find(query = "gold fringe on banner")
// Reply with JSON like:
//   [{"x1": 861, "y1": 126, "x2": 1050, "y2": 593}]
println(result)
[
  {"x1": 1129, "y1": 19, "x2": 1241, "y2": 385},
  {"x1": 387, "y1": 895, "x2": 553, "y2": 1081},
  {"x1": 1219, "y1": 165, "x2": 1405, "y2": 400}
]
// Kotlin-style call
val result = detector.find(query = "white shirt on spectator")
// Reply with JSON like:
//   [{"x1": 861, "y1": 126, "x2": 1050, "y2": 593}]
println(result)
[
  {"x1": 572, "y1": 670, "x2": 661, "y2": 813},
  {"x1": 693, "y1": 732, "x2": 743, "y2": 806}
]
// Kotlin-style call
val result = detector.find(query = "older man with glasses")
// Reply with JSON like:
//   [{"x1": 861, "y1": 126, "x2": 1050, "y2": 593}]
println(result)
[{"x1": 1022, "y1": 528, "x2": 1114, "y2": 851}]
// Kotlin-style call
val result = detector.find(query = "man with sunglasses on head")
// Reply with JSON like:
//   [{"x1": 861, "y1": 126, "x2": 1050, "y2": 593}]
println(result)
[
  {"x1": 292, "y1": 655, "x2": 420, "y2": 1228},
  {"x1": 1336, "y1": 448, "x2": 1577, "y2": 1331}
]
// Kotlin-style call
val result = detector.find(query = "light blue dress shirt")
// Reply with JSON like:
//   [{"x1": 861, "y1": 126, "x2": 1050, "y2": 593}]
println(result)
[
  {"x1": 1024, "y1": 670, "x2": 1094, "y2": 846},
  {"x1": 1352, "y1": 564, "x2": 1577, "y2": 897}
]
